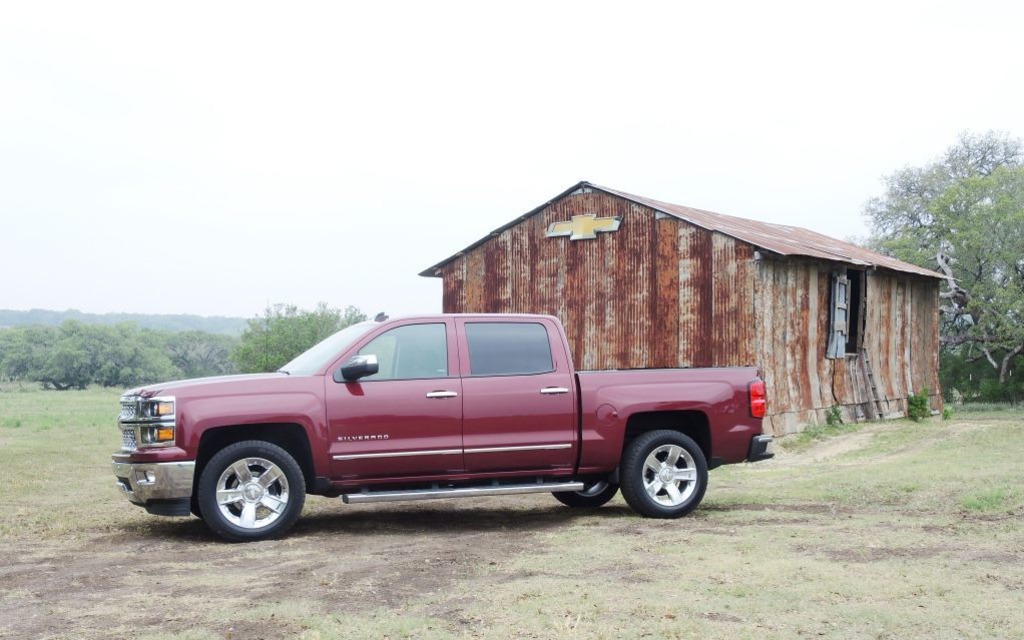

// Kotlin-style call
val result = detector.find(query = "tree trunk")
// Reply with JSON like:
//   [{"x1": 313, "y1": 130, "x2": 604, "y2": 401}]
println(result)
[{"x1": 999, "y1": 344, "x2": 1023, "y2": 384}]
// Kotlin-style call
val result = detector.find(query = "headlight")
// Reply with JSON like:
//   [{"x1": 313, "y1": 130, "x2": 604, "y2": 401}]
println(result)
[
  {"x1": 139, "y1": 425, "x2": 176, "y2": 445},
  {"x1": 143, "y1": 400, "x2": 175, "y2": 418},
  {"x1": 131, "y1": 397, "x2": 176, "y2": 448}
]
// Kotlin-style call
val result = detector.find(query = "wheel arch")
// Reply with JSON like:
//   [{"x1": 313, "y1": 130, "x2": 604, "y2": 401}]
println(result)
[
  {"x1": 195, "y1": 423, "x2": 315, "y2": 494},
  {"x1": 622, "y1": 410, "x2": 711, "y2": 461}
]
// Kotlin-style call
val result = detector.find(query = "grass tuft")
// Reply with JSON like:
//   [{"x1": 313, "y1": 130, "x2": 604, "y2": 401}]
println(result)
[
  {"x1": 961, "y1": 487, "x2": 1017, "y2": 512},
  {"x1": 778, "y1": 420, "x2": 860, "y2": 452}
]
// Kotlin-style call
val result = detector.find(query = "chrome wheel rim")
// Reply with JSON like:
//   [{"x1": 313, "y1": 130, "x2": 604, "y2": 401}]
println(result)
[
  {"x1": 577, "y1": 481, "x2": 610, "y2": 497},
  {"x1": 216, "y1": 457, "x2": 290, "y2": 530},
  {"x1": 642, "y1": 444, "x2": 697, "y2": 507}
]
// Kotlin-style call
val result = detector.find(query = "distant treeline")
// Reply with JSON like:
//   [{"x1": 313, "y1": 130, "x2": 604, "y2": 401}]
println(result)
[
  {"x1": 0, "y1": 303, "x2": 366, "y2": 390},
  {"x1": 0, "y1": 308, "x2": 248, "y2": 335},
  {"x1": 0, "y1": 322, "x2": 237, "y2": 390}
]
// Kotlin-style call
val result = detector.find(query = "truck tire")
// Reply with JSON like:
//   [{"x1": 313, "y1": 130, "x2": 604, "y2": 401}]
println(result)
[
  {"x1": 553, "y1": 481, "x2": 619, "y2": 508},
  {"x1": 619, "y1": 430, "x2": 708, "y2": 519},
  {"x1": 197, "y1": 440, "x2": 306, "y2": 542}
]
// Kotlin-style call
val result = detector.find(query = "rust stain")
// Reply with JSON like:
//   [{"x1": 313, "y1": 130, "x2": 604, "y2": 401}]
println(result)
[{"x1": 655, "y1": 216, "x2": 680, "y2": 367}]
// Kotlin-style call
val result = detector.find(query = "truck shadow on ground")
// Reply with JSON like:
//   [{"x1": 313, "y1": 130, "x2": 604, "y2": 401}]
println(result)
[
  {"x1": 294, "y1": 502, "x2": 640, "y2": 536},
  {"x1": 122, "y1": 502, "x2": 642, "y2": 542}
]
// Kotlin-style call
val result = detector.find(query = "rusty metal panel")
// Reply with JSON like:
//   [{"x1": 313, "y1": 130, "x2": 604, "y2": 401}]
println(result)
[
  {"x1": 677, "y1": 224, "x2": 714, "y2": 367},
  {"x1": 783, "y1": 262, "x2": 805, "y2": 421},
  {"x1": 465, "y1": 250, "x2": 485, "y2": 313},
  {"x1": 764, "y1": 260, "x2": 788, "y2": 427},
  {"x1": 440, "y1": 257, "x2": 467, "y2": 312},
  {"x1": 794, "y1": 265, "x2": 815, "y2": 413},
  {"x1": 655, "y1": 217, "x2": 680, "y2": 367},
  {"x1": 804, "y1": 263, "x2": 824, "y2": 414},
  {"x1": 710, "y1": 233, "x2": 757, "y2": 368}
]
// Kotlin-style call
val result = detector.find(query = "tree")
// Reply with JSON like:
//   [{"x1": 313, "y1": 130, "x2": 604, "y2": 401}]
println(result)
[
  {"x1": 166, "y1": 331, "x2": 238, "y2": 378},
  {"x1": 230, "y1": 303, "x2": 367, "y2": 373},
  {"x1": 865, "y1": 131, "x2": 1024, "y2": 389},
  {"x1": 0, "y1": 322, "x2": 180, "y2": 389},
  {"x1": 0, "y1": 325, "x2": 58, "y2": 381}
]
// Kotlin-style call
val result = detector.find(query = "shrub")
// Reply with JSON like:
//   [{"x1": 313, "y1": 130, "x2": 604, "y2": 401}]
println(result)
[
  {"x1": 826, "y1": 405, "x2": 843, "y2": 426},
  {"x1": 907, "y1": 388, "x2": 931, "y2": 422}
]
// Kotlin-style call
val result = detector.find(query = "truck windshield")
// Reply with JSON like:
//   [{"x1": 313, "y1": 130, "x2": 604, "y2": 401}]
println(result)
[{"x1": 278, "y1": 321, "x2": 378, "y2": 375}]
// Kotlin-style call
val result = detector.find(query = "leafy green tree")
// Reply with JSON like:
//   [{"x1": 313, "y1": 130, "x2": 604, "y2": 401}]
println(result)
[
  {"x1": 231, "y1": 303, "x2": 367, "y2": 373},
  {"x1": 0, "y1": 322, "x2": 180, "y2": 389},
  {"x1": 866, "y1": 131, "x2": 1024, "y2": 388},
  {"x1": 0, "y1": 325, "x2": 58, "y2": 381},
  {"x1": 166, "y1": 331, "x2": 238, "y2": 378}
]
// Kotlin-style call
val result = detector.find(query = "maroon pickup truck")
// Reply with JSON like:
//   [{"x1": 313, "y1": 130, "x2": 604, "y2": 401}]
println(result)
[{"x1": 112, "y1": 314, "x2": 771, "y2": 541}]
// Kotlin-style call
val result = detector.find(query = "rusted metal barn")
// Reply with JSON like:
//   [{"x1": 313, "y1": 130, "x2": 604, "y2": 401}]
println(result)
[{"x1": 420, "y1": 182, "x2": 943, "y2": 435}]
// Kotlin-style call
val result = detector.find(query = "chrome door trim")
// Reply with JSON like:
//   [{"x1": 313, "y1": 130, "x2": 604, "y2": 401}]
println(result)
[
  {"x1": 463, "y1": 443, "x2": 572, "y2": 454},
  {"x1": 333, "y1": 448, "x2": 462, "y2": 461}
]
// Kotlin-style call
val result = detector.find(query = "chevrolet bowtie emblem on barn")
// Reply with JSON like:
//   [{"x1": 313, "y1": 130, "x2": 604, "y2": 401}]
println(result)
[{"x1": 545, "y1": 214, "x2": 622, "y2": 241}]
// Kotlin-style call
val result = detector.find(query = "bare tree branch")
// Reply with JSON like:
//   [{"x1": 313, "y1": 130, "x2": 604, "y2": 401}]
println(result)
[{"x1": 940, "y1": 334, "x2": 1000, "y2": 347}]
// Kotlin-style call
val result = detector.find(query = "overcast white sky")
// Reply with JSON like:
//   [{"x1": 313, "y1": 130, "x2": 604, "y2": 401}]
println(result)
[{"x1": 2, "y1": 1, "x2": 1022, "y2": 319}]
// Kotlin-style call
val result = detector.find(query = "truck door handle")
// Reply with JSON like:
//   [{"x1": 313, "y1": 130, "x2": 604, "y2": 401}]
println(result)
[
  {"x1": 540, "y1": 387, "x2": 570, "y2": 395},
  {"x1": 426, "y1": 391, "x2": 459, "y2": 399}
]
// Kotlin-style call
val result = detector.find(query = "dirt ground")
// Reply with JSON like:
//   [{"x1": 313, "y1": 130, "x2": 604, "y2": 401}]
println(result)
[
  {"x1": 1, "y1": 496, "x2": 644, "y2": 639},
  {"x1": 1, "y1": 390, "x2": 1022, "y2": 639}
]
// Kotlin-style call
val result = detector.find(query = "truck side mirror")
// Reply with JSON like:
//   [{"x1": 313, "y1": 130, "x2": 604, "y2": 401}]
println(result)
[{"x1": 335, "y1": 354, "x2": 379, "y2": 382}]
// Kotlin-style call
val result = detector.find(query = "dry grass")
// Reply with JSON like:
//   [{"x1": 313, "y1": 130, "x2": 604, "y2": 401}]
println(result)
[{"x1": 1, "y1": 385, "x2": 1022, "y2": 639}]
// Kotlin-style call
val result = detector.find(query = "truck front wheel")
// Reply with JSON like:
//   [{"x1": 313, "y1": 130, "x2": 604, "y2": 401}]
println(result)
[
  {"x1": 620, "y1": 430, "x2": 708, "y2": 518},
  {"x1": 197, "y1": 440, "x2": 306, "y2": 542},
  {"x1": 553, "y1": 481, "x2": 619, "y2": 508}
]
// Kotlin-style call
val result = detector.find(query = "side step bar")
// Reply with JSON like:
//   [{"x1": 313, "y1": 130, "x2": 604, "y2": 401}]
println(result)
[{"x1": 341, "y1": 480, "x2": 585, "y2": 504}]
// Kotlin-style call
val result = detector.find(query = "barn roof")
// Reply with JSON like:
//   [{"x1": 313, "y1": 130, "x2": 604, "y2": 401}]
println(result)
[{"x1": 420, "y1": 181, "x2": 942, "y2": 279}]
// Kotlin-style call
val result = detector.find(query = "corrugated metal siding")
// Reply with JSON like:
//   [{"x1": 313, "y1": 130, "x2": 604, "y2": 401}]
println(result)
[
  {"x1": 442, "y1": 191, "x2": 671, "y2": 370},
  {"x1": 677, "y1": 224, "x2": 713, "y2": 367},
  {"x1": 654, "y1": 217, "x2": 680, "y2": 367},
  {"x1": 439, "y1": 189, "x2": 941, "y2": 436}
]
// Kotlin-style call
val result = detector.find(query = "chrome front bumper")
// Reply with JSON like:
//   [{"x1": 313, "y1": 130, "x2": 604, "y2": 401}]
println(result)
[{"x1": 112, "y1": 460, "x2": 196, "y2": 506}]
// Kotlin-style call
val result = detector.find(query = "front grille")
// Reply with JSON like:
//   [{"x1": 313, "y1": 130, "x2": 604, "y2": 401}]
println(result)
[
  {"x1": 121, "y1": 427, "x2": 137, "y2": 451},
  {"x1": 119, "y1": 397, "x2": 139, "y2": 421}
]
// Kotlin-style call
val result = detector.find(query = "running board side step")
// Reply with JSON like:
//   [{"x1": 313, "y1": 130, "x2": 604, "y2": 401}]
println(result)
[{"x1": 341, "y1": 481, "x2": 585, "y2": 504}]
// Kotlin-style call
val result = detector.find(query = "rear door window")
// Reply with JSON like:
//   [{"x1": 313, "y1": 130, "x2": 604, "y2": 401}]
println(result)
[{"x1": 465, "y1": 322, "x2": 553, "y2": 376}]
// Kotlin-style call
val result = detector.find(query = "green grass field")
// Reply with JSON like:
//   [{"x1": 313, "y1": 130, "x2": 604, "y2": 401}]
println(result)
[{"x1": 1, "y1": 385, "x2": 1022, "y2": 639}]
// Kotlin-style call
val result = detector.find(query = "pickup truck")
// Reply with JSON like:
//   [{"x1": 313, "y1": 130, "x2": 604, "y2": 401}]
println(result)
[{"x1": 112, "y1": 314, "x2": 772, "y2": 541}]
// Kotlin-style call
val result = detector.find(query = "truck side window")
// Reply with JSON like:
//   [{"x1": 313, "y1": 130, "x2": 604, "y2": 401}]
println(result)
[
  {"x1": 358, "y1": 323, "x2": 448, "y2": 380},
  {"x1": 465, "y1": 322, "x2": 554, "y2": 376}
]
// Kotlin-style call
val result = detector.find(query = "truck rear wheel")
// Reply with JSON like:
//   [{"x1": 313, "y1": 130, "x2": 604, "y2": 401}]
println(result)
[
  {"x1": 620, "y1": 430, "x2": 707, "y2": 519},
  {"x1": 553, "y1": 481, "x2": 619, "y2": 508},
  {"x1": 197, "y1": 440, "x2": 306, "y2": 542}
]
